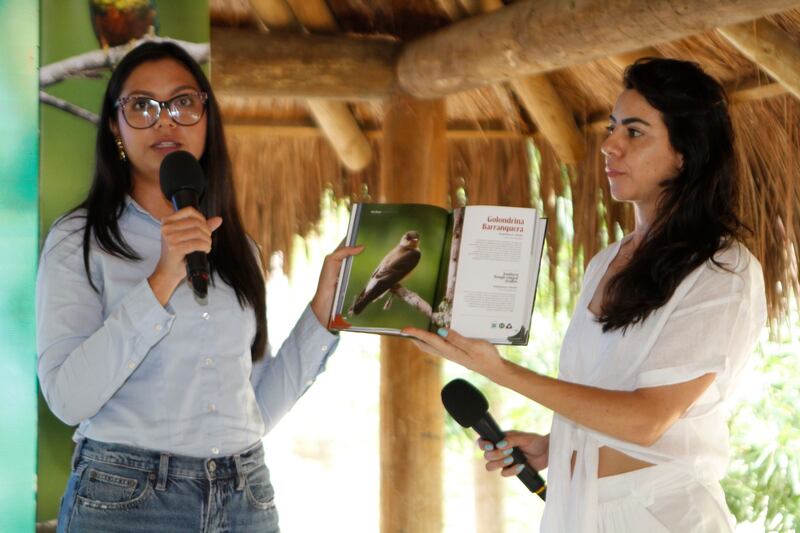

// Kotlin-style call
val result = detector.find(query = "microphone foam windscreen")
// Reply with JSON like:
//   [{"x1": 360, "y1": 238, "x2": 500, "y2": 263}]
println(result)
[
  {"x1": 159, "y1": 150, "x2": 205, "y2": 199},
  {"x1": 441, "y1": 378, "x2": 489, "y2": 428}
]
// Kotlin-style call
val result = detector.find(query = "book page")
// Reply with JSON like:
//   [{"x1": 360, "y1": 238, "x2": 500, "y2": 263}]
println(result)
[
  {"x1": 450, "y1": 206, "x2": 543, "y2": 344},
  {"x1": 330, "y1": 203, "x2": 450, "y2": 336}
]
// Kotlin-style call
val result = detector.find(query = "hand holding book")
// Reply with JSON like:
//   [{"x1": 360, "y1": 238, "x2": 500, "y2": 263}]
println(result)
[{"x1": 329, "y1": 203, "x2": 547, "y2": 345}]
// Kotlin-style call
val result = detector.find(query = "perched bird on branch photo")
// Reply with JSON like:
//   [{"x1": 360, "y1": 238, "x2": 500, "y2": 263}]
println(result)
[
  {"x1": 90, "y1": 0, "x2": 158, "y2": 50},
  {"x1": 349, "y1": 231, "x2": 422, "y2": 316}
]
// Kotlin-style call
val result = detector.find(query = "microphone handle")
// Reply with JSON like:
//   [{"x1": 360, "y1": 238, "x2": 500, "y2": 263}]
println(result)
[
  {"x1": 473, "y1": 415, "x2": 547, "y2": 501},
  {"x1": 171, "y1": 189, "x2": 209, "y2": 298}
]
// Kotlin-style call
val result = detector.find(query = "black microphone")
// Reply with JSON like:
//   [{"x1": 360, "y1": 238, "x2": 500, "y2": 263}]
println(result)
[
  {"x1": 441, "y1": 378, "x2": 546, "y2": 500},
  {"x1": 159, "y1": 150, "x2": 209, "y2": 298}
]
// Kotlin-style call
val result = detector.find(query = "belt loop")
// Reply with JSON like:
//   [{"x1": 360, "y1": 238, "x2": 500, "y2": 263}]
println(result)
[
  {"x1": 156, "y1": 453, "x2": 170, "y2": 491},
  {"x1": 233, "y1": 454, "x2": 245, "y2": 491},
  {"x1": 70, "y1": 439, "x2": 85, "y2": 471}
]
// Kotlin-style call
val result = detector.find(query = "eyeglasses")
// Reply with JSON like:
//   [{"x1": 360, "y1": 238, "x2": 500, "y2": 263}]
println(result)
[{"x1": 115, "y1": 92, "x2": 208, "y2": 129}]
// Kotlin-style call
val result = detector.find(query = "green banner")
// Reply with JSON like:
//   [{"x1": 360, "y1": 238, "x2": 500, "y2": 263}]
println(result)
[{"x1": 0, "y1": 0, "x2": 39, "y2": 531}]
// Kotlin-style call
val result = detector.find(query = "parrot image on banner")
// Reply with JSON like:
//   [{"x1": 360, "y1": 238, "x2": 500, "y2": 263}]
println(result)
[
  {"x1": 90, "y1": 0, "x2": 158, "y2": 50},
  {"x1": 348, "y1": 231, "x2": 422, "y2": 316}
]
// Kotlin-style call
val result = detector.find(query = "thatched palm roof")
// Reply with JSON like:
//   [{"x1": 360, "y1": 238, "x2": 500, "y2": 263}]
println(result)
[{"x1": 209, "y1": 0, "x2": 800, "y2": 324}]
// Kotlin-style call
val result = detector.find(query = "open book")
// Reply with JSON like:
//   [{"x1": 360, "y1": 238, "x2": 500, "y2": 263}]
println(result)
[{"x1": 329, "y1": 203, "x2": 547, "y2": 345}]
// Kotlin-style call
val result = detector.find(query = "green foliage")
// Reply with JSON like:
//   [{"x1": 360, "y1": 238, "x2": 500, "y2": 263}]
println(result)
[{"x1": 723, "y1": 332, "x2": 800, "y2": 532}]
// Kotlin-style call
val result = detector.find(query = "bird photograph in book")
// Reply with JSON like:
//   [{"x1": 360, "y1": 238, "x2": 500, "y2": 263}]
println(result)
[{"x1": 329, "y1": 203, "x2": 548, "y2": 345}]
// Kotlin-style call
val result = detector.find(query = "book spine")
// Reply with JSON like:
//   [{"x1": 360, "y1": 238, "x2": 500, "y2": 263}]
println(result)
[{"x1": 330, "y1": 203, "x2": 363, "y2": 326}]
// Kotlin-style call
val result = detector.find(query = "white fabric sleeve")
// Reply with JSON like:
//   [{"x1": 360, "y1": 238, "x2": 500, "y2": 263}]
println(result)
[
  {"x1": 635, "y1": 252, "x2": 766, "y2": 391},
  {"x1": 36, "y1": 221, "x2": 174, "y2": 425}
]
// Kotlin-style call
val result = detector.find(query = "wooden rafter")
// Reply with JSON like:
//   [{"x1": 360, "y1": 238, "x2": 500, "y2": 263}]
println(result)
[
  {"x1": 397, "y1": 0, "x2": 800, "y2": 98},
  {"x1": 718, "y1": 18, "x2": 800, "y2": 101},
  {"x1": 284, "y1": 0, "x2": 338, "y2": 33},
  {"x1": 456, "y1": 0, "x2": 585, "y2": 164},
  {"x1": 240, "y1": 0, "x2": 373, "y2": 171},
  {"x1": 510, "y1": 76, "x2": 586, "y2": 163},
  {"x1": 224, "y1": 80, "x2": 786, "y2": 139},
  {"x1": 211, "y1": 28, "x2": 399, "y2": 99},
  {"x1": 248, "y1": 0, "x2": 301, "y2": 31},
  {"x1": 608, "y1": 47, "x2": 661, "y2": 70}
]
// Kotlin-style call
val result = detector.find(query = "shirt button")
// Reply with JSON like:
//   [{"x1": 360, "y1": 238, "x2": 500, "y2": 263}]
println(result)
[
  {"x1": 202, "y1": 312, "x2": 210, "y2": 320},
  {"x1": 208, "y1": 403, "x2": 216, "y2": 412},
  {"x1": 321, "y1": 345, "x2": 328, "y2": 352},
  {"x1": 127, "y1": 362, "x2": 135, "y2": 369},
  {"x1": 211, "y1": 447, "x2": 219, "y2": 455},
  {"x1": 155, "y1": 324, "x2": 162, "y2": 332},
  {"x1": 204, "y1": 357, "x2": 213, "y2": 366}
]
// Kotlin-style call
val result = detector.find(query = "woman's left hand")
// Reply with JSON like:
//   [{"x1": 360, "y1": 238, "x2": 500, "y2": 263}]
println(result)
[
  {"x1": 310, "y1": 244, "x2": 364, "y2": 326},
  {"x1": 400, "y1": 327, "x2": 506, "y2": 379}
]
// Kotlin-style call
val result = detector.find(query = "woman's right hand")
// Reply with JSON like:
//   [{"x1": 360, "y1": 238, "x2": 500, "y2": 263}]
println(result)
[
  {"x1": 148, "y1": 207, "x2": 223, "y2": 305},
  {"x1": 479, "y1": 431, "x2": 549, "y2": 476}
]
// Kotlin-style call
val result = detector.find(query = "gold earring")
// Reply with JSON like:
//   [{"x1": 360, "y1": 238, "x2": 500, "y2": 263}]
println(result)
[{"x1": 115, "y1": 136, "x2": 127, "y2": 162}]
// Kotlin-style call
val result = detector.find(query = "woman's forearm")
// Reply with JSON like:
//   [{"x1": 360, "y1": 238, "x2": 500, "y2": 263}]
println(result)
[{"x1": 489, "y1": 359, "x2": 710, "y2": 446}]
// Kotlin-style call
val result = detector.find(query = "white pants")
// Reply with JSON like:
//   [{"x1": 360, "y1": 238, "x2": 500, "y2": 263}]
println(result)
[{"x1": 596, "y1": 464, "x2": 735, "y2": 532}]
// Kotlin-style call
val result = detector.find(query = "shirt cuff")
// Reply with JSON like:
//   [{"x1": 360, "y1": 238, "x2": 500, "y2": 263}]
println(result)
[
  {"x1": 295, "y1": 304, "x2": 339, "y2": 351},
  {"x1": 121, "y1": 279, "x2": 175, "y2": 350}
]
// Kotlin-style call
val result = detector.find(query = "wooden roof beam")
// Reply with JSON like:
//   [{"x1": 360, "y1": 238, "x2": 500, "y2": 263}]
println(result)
[
  {"x1": 397, "y1": 0, "x2": 800, "y2": 98},
  {"x1": 243, "y1": 0, "x2": 373, "y2": 171},
  {"x1": 284, "y1": 0, "x2": 338, "y2": 33},
  {"x1": 460, "y1": 0, "x2": 585, "y2": 164},
  {"x1": 211, "y1": 28, "x2": 398, "y2": 99},
  {"x1": 248, "y1": 0, "x2": 301, "y2": 31},
  {"x1": 224, "y1": 79, "x2": 786, "y2": 139},
  {"x1": 608, "y1": 47, "x2": 661, "y2": 70},
  {"x1": 718, "y1": 18, "x2": 800, "y2": 101},
  {"x1": 510, "y1": 77, "x2": 585, "y2": 163}
]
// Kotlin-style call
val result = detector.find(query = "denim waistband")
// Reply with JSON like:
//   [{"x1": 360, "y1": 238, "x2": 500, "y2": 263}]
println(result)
[{"x1": 73, "y1": 438, "x2": 264, "y2": 487}]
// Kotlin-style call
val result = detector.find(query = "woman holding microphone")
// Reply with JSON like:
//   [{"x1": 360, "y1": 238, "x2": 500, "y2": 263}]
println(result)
[
  {"x1": 37, "y1": 41, "x2": 360, "y2": 532},
  {"x1": 404, "y1": 58, "x2": 766, "y2": 532}
]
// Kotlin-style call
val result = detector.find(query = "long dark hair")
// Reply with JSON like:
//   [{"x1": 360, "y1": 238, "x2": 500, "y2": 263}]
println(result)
[
  {"x1": 71, "y1": 41, "x2": 267, "y2": 360},
  {"x1": 599, "y1": 57, "x2": 746, "y2": 332}
]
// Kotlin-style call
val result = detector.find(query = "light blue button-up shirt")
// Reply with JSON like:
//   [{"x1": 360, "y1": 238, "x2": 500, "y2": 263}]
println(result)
[{"x1": 36, "y1": 197, "x2": 339, "y2": 457}]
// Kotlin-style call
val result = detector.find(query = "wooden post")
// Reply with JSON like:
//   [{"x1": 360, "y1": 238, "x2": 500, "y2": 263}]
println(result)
[{"x1": 379, "y1": 96, "x2": 447, "y2": 533}]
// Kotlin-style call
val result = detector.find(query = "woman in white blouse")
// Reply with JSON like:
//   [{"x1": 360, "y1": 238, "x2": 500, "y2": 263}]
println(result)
[{"x1": 404, "y1": 57, "x2": 767, "y2": 532}]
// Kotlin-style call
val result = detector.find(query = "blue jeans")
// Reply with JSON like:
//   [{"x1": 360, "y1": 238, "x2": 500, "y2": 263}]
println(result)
[{"x1": 56, "y1": 438, "x2": 280, "y2": 532}]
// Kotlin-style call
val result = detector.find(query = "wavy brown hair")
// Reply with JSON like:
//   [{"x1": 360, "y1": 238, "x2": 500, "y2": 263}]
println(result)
[{"x1": 598, "y1": 57, "x2": 747, "y2": 332}]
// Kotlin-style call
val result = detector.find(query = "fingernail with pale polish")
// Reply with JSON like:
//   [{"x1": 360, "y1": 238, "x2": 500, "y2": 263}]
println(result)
[
  {"x1": 437, "y1": 328, "x2": 448, "y2": 338},
  {"x1": 515, "y1": 464, "x2": 524, "y2": 474},
  {"x1": 483, "y1": 444, "x2": 494, "y2": 451},
  {"x1": 503, "y1": 456, "x2": 513, "y2": 465},
  {"x1": 496, "y1": 440, "x2": 508, "y2": 448},
  {"x1": 502, "y1": 448, "x2": 512, "y2": 457}
]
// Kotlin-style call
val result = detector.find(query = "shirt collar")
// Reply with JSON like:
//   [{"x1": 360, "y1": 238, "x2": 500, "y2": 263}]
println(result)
[{"x1": 124, "y1": 195, "x2": 163, "y2": 226}]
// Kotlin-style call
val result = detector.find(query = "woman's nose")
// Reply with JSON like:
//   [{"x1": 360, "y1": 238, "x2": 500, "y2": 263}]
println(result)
[
  {"x1": 155, "y1": 105, "x2": 176, "y2": 129},
  {"x1": 600, "y1": 132, "x2": 621, "y2": 158}
]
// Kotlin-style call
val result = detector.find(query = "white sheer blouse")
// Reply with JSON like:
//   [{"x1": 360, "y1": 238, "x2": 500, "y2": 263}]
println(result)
[{"x1": 541, "y1": 239, "x2": 767, "y2": 532}]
